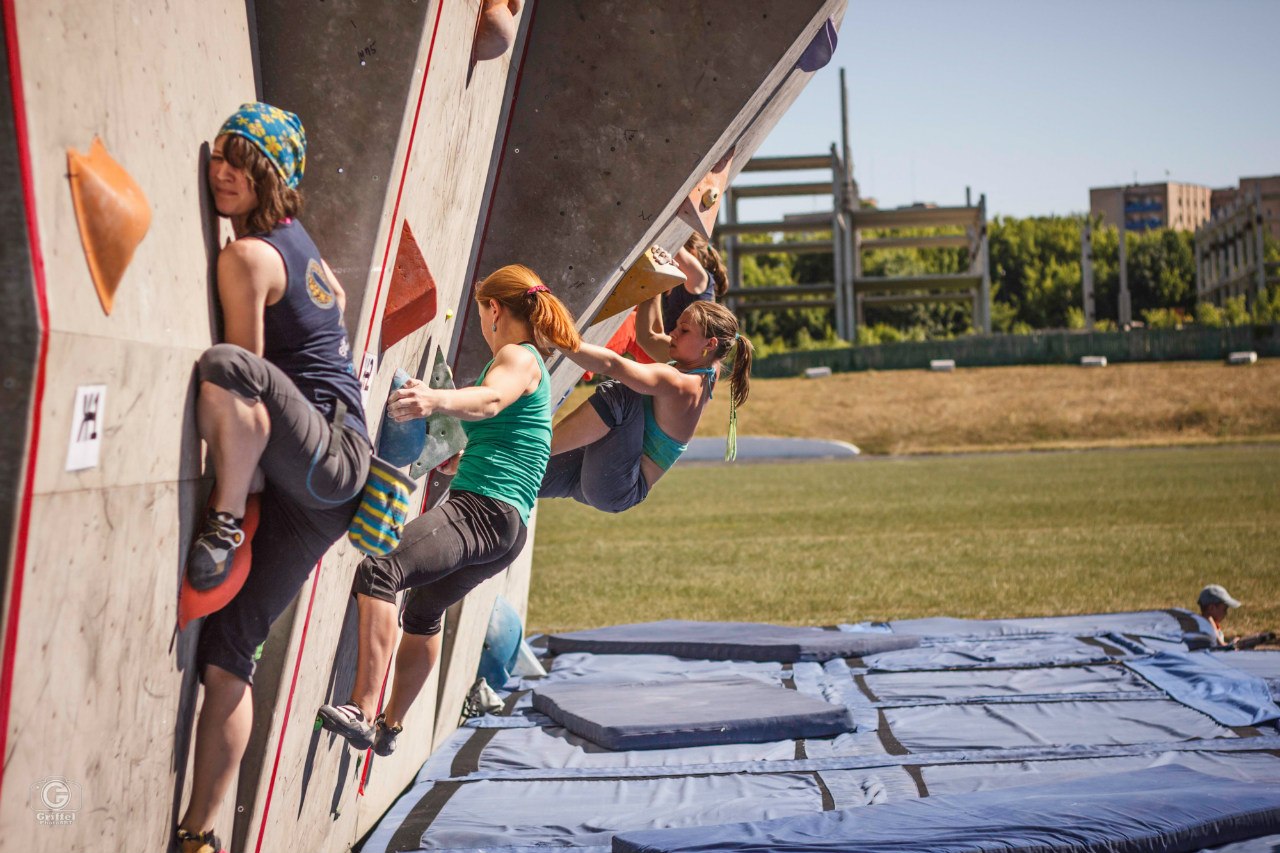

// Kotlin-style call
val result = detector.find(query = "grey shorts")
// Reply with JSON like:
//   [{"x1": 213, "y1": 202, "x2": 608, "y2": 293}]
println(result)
[
  {"x1": 538, "y1": 380, "x2": 649, "y2": 513},
  {"x1": 195, "y1": 344, "x2": 371, "y2": 684}
]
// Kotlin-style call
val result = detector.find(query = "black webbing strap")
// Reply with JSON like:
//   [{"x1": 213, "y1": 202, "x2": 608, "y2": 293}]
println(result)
[
  {"x1": 500, "y1": 689, "x2": 528, "y2": 714},
  {"x1": 854, "y1": 673, "x2": 880, "y2": 702},
  {"x1": 1164, "y1": 608, "x2": 1202, "y2": 634},
  {"x1": 903, "y1": 764, "x2": 928, "y2": 797},
  {"x1": 385, "y1": 780, "x2": 462, "y2": 853},
  {"x1": 450, "y1": 727, "x2": 501, "y2": 778},
  {"x1": 875, "y1": 709, "x2": 909, "y2": 756},
  {"x1": 811, "y1": 771, "x2": 835, "y2": 810},
  {"x1": 1077, "y1": 635, "x2": 1128, "y2": 658}
]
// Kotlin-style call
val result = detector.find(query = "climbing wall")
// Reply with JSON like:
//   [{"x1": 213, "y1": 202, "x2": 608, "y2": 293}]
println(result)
[
  {"x1": 433, "y1": 1, "x2": 846, "y2": 781},
  {"x1": 455, "y1": 0, "x2": 846, "y2": 404},
  {"x1": 236, "y1": 2, "x2": 526, "y2": 851},
  {"x1": 0, "y1": 2, "x2": 256, "y2": 851},
  {"x1": 0, "y1": 7, "x2": 39, "y2": 619},
  {"x1": 0, "y1": 1, "x2": 840, "y2": 851}
]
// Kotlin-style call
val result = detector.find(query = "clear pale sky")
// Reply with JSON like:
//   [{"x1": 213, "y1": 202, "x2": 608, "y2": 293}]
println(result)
[{"x1": 750, "y1": 0, "x2": 1280, "y2": 220}]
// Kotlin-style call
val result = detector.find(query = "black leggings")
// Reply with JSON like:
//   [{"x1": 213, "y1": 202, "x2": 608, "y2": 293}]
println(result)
[{"x1": 353, "y1": 490, "x2": 527, "y2": 636}]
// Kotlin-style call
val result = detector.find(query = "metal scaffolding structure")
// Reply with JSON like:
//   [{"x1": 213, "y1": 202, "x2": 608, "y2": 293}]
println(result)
[
  {"x1": 717, "y1": 70, "x2": 991, "y2": 340},
  {"x1": 719, "y1": 147, "x2": 854, "y2": 336},
  {"x1": 848, "y1": 197, "x2": 991, "y2": 335}
]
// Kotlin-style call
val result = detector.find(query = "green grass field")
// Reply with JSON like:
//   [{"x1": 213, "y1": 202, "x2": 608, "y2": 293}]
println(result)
[{"x1": 529, "y1": 445, "x2": 1280, "y2": 639}]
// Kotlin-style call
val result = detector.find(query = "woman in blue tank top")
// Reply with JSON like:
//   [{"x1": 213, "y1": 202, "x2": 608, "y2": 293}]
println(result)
[
  {"x1": 318, "y1": 265, "x2": 580, "y2": 756},
  {"x1": 176, "y1": 104, "x2": 371, "y2": 853},
  {"x1": 540, "y1": 297, "x2": 754, "y2": 513}
]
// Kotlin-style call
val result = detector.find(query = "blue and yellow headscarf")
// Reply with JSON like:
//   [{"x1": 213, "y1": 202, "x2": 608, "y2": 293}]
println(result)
[{"x1": 218, "y1": 102, "x2": 307, "y2": 189}]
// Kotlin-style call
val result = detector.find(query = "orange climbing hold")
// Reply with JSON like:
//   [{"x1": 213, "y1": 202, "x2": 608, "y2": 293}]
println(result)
[
  {"x1": 474, "y1": 0, "x2": 524, "y2": 62},
  {"x1": 677, "y1": 146, "x2": 735, "y2": 240},
  {"x1": 177, "y1": 494, "x2": 261, "y2": 631},
  {"x1": 381, "y1": 220, "x2": 438, "y2": 352},
  {"x1": 593, "y1": 245, "x2": 686, "y2": 323},
  {"x1": 66, "y1": 137, "x2": 152, "y2": 315}
]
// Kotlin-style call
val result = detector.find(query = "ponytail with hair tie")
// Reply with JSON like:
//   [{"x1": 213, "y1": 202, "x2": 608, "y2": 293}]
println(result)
[
  {"x1": 724, "y1": 333, "x2": 742, "y2": 462},
  {"x1": 474, "y1": 265, "x2": 581, "y2": 352},
  {"x1": 685, "y1": 302, "x2": 750, "y2": 461}
]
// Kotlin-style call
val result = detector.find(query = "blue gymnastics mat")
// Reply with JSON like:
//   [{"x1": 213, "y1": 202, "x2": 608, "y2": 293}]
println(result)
[
  {"x1": 362, "y1": 617, "x2": 1280, "y2": 853},
  {"x1": 613, "y1": 765, "x2": 1280, "y2": 853}
]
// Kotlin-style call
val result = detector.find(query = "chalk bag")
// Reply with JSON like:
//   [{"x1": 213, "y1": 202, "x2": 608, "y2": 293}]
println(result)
[{"x1": 348, "y1": 456, "x2": 416, "y2": 556}]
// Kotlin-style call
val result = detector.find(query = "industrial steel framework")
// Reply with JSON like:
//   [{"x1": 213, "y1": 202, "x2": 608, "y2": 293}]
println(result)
[{"x1": 718, "y1": 70, "x2": 991, "y2": 339}]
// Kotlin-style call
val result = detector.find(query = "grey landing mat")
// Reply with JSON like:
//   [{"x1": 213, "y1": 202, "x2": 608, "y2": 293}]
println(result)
[
  {"x1": 531, "y1": 675, "x2": 857, "y2": 751},
  {"x1": 546, "y1": 620, "x2": 920, "y2": 663}
]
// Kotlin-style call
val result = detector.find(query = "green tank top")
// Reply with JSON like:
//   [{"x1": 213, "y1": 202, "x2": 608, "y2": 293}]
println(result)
[{"x1": 449, "y1": 343, "x2": 550, "y2": 524}]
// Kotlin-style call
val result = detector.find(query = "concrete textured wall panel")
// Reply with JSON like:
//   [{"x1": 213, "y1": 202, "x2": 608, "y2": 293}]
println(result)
[
  {"x1": 0, "y1": 2, "x2": 40, "y2": 622},
  {"x1": 241, "y1": 2, "x2": 525, "y2": 851},
  {"x1": 0, "y1": 3, "x2": 255, "y2": 850}
]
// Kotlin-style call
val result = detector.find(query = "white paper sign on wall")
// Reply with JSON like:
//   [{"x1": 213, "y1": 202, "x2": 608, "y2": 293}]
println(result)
[
  {"x1": 65, "y1": 384, "x2": 107, "y2": 471},
  {"x1": 358, "y1": 351, "x2": 376, "y2": 408}
]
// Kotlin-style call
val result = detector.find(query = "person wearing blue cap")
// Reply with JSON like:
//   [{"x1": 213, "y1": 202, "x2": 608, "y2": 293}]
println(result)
[{"x1": 176, "y1": 103, "x2": 371, "y2": 853}]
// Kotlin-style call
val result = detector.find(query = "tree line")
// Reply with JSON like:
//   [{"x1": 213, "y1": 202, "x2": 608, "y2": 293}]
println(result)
[{"x1": 732, "y1": 216, "x2": 1280, "y2": 351}]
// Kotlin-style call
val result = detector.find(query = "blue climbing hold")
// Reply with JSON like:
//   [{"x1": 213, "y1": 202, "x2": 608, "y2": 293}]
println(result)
[
  {"x1": 377, "y1": 368, "x2": 427, "y2": 467},
  {"x1": 478, "y1": 594, "x2": 524, "y2": 691}
]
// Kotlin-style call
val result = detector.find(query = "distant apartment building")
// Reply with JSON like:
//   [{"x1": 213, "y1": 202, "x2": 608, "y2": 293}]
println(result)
[
  {"x1": 1089, "y1": 182, "x2": 1212, "y2": 232},
  {"x1": 1209, "y1": 175, "x2": 1280, "y2": 241}
]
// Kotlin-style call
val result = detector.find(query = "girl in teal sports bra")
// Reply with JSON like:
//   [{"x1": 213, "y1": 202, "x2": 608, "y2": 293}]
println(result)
[
  {"x1": 318, "y1": 265, "x2": 580, "y2": 756},
  {"x1": 540, "y1": 298, "x2": 754, "y2": 512}
]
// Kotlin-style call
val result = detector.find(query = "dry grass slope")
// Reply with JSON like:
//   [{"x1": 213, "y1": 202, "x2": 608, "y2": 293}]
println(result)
[{"x1": 557, "y1": 361, "x2": 1280, "y2": 455}]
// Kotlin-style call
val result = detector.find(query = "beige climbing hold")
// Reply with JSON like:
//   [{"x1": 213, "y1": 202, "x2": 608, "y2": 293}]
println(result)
[
  {"x1": 593, "y1": 245, "x2": 686, "y2": 323},
  {"x1": 66, "y1": 137, "x2": 152, "y2": 315},
  {"x1": 474, "y1": 0, "x2": 523, "y2": 62},
  {"x1": 677, "y1": 146, "x2": 735, "y2": 240}
]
